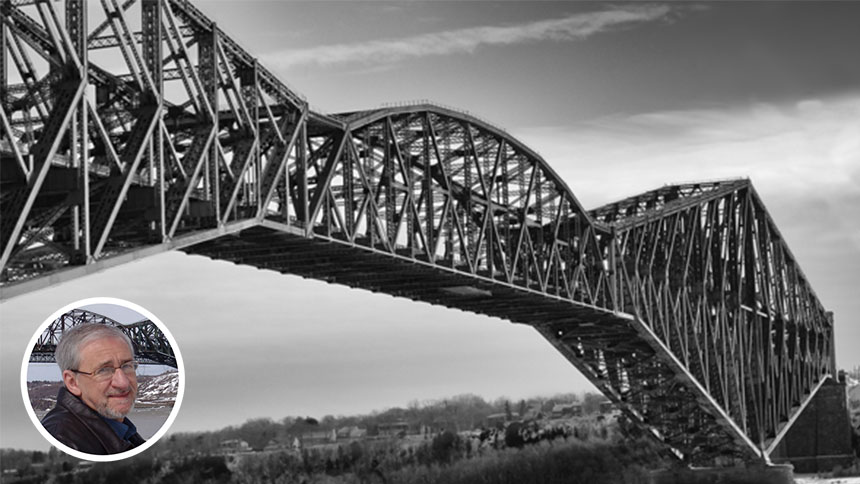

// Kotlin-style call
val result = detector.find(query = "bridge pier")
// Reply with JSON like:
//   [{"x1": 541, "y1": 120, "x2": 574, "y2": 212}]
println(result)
[
  {"x1": 649, "y1": 464, "x2": 795, "y2": 484},
  {"x1": 770, "y1": 376, "x2": 856, "y2": 473}
]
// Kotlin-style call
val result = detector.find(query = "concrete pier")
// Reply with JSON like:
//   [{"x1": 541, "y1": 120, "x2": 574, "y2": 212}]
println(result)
[
  {"x1": 649, "y1": 464, "x2": 795, "y2": 484},
  {"x1": 771, "y1": 378, "x2": 855, "y2": 473}
]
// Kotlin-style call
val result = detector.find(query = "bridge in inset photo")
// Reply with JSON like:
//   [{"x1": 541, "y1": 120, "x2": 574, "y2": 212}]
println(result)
[
  {"x1": 1, "y1": 0, "x2": 852, "y2": 469},
  {"x1": 30, "y1": 308, "x2": 177, "y2": 368}
]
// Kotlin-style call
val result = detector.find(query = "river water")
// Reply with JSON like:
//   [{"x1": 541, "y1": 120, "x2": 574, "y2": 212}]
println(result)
[{"x1": 128, "y1": 407, "x2": 173, "y2": 439}]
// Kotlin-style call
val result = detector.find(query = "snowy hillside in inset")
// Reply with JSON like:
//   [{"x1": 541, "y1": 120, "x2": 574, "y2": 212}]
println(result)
[
  {"x1": 28, "y1": 370, "x2": 179, "y2": 410},
  {"x1": 136, "y1": 370, "x2": 179, "y2": 408}
]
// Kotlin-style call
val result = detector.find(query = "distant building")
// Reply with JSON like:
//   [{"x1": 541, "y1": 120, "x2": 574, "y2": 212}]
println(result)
[
  {"x1": 220, "y1": 439, "x2": 251, "y2": 453},
  {"x1": 263, "y1": 440, "x2": 289, "y2": 452},
  {"x1": 336, "y1": 426, "x2": 367, "y2": 440},
  {"x1": 551, "y1": 403, "x2": 582, "y2": 418},
  {"x1": 301, "y1": 429, "x2": 337, "y2": 446},
  {"x1": 378, "y1": 421, "x2": 410, "y2": 437}
]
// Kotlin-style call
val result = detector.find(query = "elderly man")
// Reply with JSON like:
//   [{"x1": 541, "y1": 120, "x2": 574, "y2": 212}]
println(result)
[{"x1": 41, "y1": 323, "x2": 145, "y2": 454}]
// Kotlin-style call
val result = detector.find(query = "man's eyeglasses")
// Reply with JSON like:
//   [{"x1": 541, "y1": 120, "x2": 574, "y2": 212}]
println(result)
[{"x1": 72, "y1": 361, "x2": 139, "y2": 381}]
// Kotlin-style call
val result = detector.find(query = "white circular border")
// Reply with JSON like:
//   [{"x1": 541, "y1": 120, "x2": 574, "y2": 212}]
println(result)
[{"x1": 20, "y1": 297, "x2": 186, "y2": 462}]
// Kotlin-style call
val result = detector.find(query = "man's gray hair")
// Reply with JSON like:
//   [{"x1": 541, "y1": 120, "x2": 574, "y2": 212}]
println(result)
[{"x1": 55, "y1": 323, "x2": 135, "y2": 372}]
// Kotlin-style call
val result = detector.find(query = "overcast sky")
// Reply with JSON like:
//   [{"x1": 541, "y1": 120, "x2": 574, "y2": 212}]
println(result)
[{"x1": 2, "y1": 1, "x2": 859, "y2": 451}]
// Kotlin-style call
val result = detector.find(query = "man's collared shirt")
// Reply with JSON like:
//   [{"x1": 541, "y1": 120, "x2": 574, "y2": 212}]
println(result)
[{"x1": 101, "y1": 415, "x2": 139, "y2": 442}]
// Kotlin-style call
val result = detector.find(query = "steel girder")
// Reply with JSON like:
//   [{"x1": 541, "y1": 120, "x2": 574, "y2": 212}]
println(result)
[
  {"x1": 1, "y1": 0, "x2": 834, "y2": 467},
  {"x1": 30, "y1": 308, "x2": 177, "y2": 367}
]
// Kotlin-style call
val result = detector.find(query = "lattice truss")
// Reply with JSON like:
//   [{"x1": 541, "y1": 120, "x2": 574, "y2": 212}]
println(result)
[
  {"x1": 282, "y1": 106, "x2": 614, "y2": 307},
  {"x1": 585, "y1": 180, "x2": 834, "y2": 462},
  {"x1": 31, "y1": 308, "x2": 177, "y2": 367},
  {"x1": 1, "y1": 0, "x2": 834, "y2": 467},
  {"x1": 1, "y1": 0, "x2": 305, "y2": 282}
]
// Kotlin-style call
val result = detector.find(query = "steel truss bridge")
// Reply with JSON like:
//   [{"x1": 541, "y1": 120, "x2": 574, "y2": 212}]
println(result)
[
  {"x1": 30, "y1": 308, "x2": 177, "y2": 367},
  {"x1": 1, "y1": 0, "x2": 834, "y2": 465}
]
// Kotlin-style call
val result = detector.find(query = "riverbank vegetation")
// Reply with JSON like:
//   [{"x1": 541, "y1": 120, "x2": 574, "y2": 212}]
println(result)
[{"x1": 4, "y1": 388, "x2": 859, "y2": 484}]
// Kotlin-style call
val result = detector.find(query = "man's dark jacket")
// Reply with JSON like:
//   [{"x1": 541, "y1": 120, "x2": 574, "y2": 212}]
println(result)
[{"x1": 41, "y1": 387, "x2": 145, "y2": 454}]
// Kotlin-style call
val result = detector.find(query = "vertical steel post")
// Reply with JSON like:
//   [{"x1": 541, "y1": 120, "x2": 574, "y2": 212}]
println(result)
[
  {"x1": 343, "y1": 118, "x2": 354, "y2": 233},
  {"x1": 2, "y1": 2, "x2": 10, "y2": 266},
  {"x1": 142, "y1": 0, "x2": 164, "y2": 241},
  {"x1": 198, "y1": 25, "x2": 219, "y2": 223},
  {"x1": 239, "y1": 61, "x2": 259, "y2": 221},
  {"x1": 384, "y1": 117, "x2": 394, "y2": 245},
  {"x1": 250, "y1": 65, "x2": 262, "y2": 218},
  {"x1": 0, "y1": 1, "x2": 6, "y2": 107},
  {"x1": 423, "y1": 113, "x2": 434, "y2": 261},
  {"x1": 404, "y1": 121, "x2": 413, "y2": 251},
  {"x1": 297, "y1": 121, "x2": 308, "y2": 229},
  {"x1": 609, "y1": 225, "x2": 618, "y2": 312},
  {"x1": 67, "y1": 0, "x2": 89, "y2": 261},
  {"x1": 827, "y1": 311, "x2": 836, "y2": 374}
]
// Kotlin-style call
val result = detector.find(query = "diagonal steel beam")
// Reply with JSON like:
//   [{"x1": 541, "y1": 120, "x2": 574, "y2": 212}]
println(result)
[{"x1": 1, "y1": 73, "x2": 86, "y2": 272}]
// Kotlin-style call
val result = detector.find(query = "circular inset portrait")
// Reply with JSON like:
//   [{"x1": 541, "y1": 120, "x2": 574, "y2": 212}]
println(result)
[{"x1": 20, "y1": 297, "x2": 185, "y2": 462}]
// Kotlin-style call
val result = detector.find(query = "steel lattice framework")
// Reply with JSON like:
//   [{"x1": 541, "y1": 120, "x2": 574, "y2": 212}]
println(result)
[
  {"x1": 1, "y1": 0, "x2": 834, "y2": 465},
  {"x1": 588, "y1": 180, "x2": 834, "y2": 460},
  {"x1": 30, "y1": 308, "x2": 177, "y2": 367}
]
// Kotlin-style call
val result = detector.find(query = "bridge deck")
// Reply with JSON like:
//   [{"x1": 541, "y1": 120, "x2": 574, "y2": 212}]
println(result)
[
  {"x1": 184, "y1": 224, "x2": 625, "y2": 329},
  {"x1": 183, "y1": 223, "x2": 760, "y2": 463}
]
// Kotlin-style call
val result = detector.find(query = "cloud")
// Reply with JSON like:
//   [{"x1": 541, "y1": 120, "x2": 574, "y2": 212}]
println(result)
[
  {"x1": 519, "y1": 95, "x2": 860, "y2": 359},
  {"x1": 516, "y1": 93, "x2": 860, "y2": 257},
  {"x1": 262, "y1": 4, "x2": 675, "y2": 69},
  {"x1": 516, "y1": 93, "x2": 860, "y2": 206}
]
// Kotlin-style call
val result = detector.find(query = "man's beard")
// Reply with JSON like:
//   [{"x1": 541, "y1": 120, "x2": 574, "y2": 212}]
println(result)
[{"x1": 98, "y1": 388, "x2": 136, "y2": 420}]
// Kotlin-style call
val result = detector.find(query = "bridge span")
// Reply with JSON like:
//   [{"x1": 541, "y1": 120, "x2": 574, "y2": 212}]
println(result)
[
  {"x1": 31, "y1": 308, "x2": 177, "y2": 368},
  {"x1": 0, "y1": 0, "x2": 839, "y2": 466}
]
